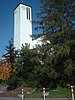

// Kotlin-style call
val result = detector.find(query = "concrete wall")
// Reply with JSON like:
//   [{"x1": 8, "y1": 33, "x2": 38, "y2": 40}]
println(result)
[{"x1": 14, "y1": 4, "x2": 32, "y2": 50}]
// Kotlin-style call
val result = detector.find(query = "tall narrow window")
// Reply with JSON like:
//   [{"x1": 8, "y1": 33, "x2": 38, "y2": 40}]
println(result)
[
  {"x1": 26, "y1": 7, "x2": 30, "y2": 20},
  {"x1": 29, "y1": 8, "x2": 30, "y2": 20},
  {"x1": 26, "y1": 7, "x2": 28, "y2": 20}
]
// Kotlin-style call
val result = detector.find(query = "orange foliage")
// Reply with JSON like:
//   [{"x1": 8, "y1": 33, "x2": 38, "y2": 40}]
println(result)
[{"x1": 0, "y1": 62, "x2": 13, "y2": 80}]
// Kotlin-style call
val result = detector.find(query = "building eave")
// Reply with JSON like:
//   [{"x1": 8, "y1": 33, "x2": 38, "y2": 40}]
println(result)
[{"x1": 14, "y1": 3, "x2": 32, "y2": 11}]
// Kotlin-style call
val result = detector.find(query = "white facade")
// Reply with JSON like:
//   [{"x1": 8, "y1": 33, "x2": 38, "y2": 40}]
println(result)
[
  {"x1": 32, "y1": 36, "x2": 51, "y2": 48},
  {"x1": 32, "y1": 37, "x2": 44, "y2": 48},
  {"x1": 14, "y1": 3, "x2": 32, "y2": 50}
]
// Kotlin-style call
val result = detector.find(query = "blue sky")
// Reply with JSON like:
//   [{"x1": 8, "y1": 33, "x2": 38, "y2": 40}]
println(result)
[{"x1": 0, "y1": 0, "x2": 41, "y2": 60}]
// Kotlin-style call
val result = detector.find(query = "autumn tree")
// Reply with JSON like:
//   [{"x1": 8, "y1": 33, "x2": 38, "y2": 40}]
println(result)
[{"x1": 0, "y1": 62, "x2": 12, "y2": 80}]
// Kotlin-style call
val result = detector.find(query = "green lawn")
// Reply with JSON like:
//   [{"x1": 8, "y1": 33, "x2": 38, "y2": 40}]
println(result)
[
  {"x1": 26, "y1": 86, "x2": 72, "y2": 98},
  {"x1": 26, "y1": 89, "x2": 43, "y2": 98},
  {"x1": 48, "y1": 86, "x2": 71, "y2": 98}
]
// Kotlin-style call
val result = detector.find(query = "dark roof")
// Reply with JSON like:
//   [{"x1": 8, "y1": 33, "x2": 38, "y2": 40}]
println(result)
[{"x1": 14, "y1": 3, "x2": 32, "y2": 10}]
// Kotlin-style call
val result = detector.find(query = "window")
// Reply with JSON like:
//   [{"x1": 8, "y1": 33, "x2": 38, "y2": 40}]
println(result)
[
  {"x1": 26, "y1": 7, "x2": 30, "y2": 20},
  {"x1": 29, "y1": 8, "x2": 30, "y2": 20},
  {"x1": 26, "y1": 7, "x2": 28, "y2": 19}
]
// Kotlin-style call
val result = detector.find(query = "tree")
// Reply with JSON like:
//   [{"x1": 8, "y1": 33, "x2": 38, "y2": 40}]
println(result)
[
  {"x1": 0, "y1": 62, "x2": 12, "y2": 80},
  {"x1": 1, "y1": 38, "x2": 17, "y2": 82},
  {"x1": 30, "y1": 44, "x2": 58, "y2": 88},
  {"x1": 35, "y1": 0, "x2": 75, "y2": 86},
  {"x1": 12, "y1": 44, "x2": 38, "y2": 87},
  {"x1": 2, "y1": 38, "x2": 17, "y2": 64}
]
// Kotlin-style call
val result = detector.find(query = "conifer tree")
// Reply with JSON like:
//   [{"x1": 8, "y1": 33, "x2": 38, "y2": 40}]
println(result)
[
  {"x1": 36, "y1": 0, "x2": 75, "y2": 85},
  {"x1": 2, "y1": 38, "x2": 17, "y2": 64}
]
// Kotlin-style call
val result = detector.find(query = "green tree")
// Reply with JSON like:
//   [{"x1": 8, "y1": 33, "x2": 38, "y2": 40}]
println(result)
[
  {"x1": 2, "y1": 38, "x2": 17, "y2": 64},
  {"x1": 1, "y1": 39, "x2": 17, "y2": 86},
  {"x1": 31, "y1": 45, "x2": 57, "y2": 87},
  {"x1": 13, "y1": 44, "x2": 38, "y2": 87},
  {"x1": 35, "y1": 0, "x2": 75, "y2": 86}
]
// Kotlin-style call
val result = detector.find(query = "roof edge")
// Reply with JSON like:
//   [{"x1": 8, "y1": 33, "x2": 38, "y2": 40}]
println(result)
[{"x1": 14, "y1": 3, "x2": 32, "y2": 10}]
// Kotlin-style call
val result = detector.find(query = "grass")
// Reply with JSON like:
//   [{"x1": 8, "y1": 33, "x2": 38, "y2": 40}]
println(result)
[
  {"x1": 26, "y1": 89, "x2": 43, "y2": 98},
  {"x1": 48, "y1": 86, "x2": 71, "y2": 98},
  {"x1": 25, "y1": 86, "x2": 72, "y2": 98}
]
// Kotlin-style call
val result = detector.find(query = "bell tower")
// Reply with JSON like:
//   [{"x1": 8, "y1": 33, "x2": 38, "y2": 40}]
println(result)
[{"x1": 14, "y1": 3, "x2": 32, "y2": 49}]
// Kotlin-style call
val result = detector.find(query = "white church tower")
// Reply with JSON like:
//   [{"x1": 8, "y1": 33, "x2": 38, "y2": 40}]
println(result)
[{"x1": 14, "y1": 3, "x2": 32, "y2": 50}]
